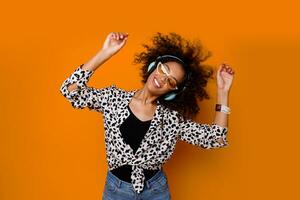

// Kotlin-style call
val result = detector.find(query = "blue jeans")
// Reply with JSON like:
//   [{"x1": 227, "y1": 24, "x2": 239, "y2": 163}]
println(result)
[{"x1": 102, "y1": 169, "x2": 171, "y2": 200}]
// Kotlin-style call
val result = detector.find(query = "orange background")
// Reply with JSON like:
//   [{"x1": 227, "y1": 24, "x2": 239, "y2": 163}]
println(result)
[{"x1": 1, "y1": 0, "x2": 299, "y2": 199}]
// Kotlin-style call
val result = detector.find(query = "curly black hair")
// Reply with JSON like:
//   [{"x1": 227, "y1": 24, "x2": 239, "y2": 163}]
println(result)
[{"x1": 132, "y1": 32, "x2": 215, "y2": 120}]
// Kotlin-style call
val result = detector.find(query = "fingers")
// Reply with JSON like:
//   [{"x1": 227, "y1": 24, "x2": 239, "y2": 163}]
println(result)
[
  {"x1": 221, "y1": 63, "x2": 235, "y2": 75},
  {"x1": 111, "y1": 32, "x2": 129, "y2": 40}
]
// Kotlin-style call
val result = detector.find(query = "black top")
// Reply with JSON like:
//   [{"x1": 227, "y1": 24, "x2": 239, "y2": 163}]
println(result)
[{"x1": 110, "y1": 105, "x2": 159, "y2": 182}]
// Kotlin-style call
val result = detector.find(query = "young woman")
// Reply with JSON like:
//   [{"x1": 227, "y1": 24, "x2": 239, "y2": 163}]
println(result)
[{"x1": 60, "y1": 32, "x2": 235, "y2": 200}]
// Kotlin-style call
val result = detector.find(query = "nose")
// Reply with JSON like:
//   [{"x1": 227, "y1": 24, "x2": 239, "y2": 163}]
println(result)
[{"x1": 157, "y1": 74, "x2": 167, "y2": 85}]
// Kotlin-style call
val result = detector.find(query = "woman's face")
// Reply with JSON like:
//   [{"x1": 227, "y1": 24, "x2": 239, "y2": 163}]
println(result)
[{"x1": 146, "y1": 61, "x2": 186, "y2": 96}]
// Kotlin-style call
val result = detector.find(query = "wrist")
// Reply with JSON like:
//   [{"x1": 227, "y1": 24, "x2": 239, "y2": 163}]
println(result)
[
  {"x1": 98, "y1": 48, "x2": 115, "y2": 58},
  {"x1": 217, "y1": 89, "x2": 229, "y2": 105},
  {"x1": 215, "y1": 104, "x2": 231, "y2": 114},
  {"x1": 217, "y1": 88, "x2": 229, "y2": 95}
]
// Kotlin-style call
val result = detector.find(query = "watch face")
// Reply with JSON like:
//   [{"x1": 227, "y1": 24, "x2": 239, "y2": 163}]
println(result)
[{"x1": 216, "y1": 104, "x2": 222, "y2": 111}]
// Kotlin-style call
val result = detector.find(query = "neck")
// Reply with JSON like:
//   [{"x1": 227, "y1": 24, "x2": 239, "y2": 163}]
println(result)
[{"x1": 135, "y1": 86, "x2": 159, "y2": 106}]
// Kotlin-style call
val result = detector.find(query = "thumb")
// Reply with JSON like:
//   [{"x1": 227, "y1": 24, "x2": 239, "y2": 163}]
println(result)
[
  {"x1": 120, "y1": 37, "x2": 128, "y2": 46},
  {"x1": 216, "y1": 65, "x2": 222, "y2": 78}
]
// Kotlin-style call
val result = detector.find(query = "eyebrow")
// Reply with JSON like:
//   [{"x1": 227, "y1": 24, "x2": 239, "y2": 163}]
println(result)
[{"x1": 163, "y1": 63, "x2": 179, "y2": 83}]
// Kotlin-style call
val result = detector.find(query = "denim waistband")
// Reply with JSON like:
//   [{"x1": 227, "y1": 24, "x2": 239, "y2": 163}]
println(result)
[{"x1": 106, "y1": 168, "x2": 165, "y2": 190}]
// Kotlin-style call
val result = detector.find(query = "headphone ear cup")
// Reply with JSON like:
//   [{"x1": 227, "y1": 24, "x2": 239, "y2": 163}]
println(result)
[
  {"x1": 164, "y1": 92, "x2": 177, "y2": 101},
  {"x1": 147, "y1": 61, "x2": 156, "y2": 73}
]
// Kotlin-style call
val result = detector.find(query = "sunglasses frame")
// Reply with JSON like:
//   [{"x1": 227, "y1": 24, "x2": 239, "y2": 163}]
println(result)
[{"x1": 155, "y1": 62, "x2": 179, "y2": 90}]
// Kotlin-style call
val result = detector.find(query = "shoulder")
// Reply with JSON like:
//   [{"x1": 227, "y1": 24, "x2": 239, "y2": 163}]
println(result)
[
  {"x1": 161, "y1": 105, "x2": 183, "y2": 121},
  {"x1": 104, "y1": 84, "x2": 125, "y2": 93},
  {"x1": 107, "y1": 84, "x2": 134, "y2": 99}
]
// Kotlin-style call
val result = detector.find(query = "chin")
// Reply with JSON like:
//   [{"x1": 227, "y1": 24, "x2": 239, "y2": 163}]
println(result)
[
  {"x1": 146, "y1": 83, "x2": 159, "y2": 93},
  {"x1": 146, "y1": 83, "x2": 168, "y2": 97},
  {"x1": 145, "y1": 75, "x2": 170, "y2": 95}
]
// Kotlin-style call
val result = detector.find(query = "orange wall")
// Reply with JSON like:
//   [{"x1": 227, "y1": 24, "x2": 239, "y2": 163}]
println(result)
[{"x1": 1, "y1": 0, "x2": 299, "y2": 199}]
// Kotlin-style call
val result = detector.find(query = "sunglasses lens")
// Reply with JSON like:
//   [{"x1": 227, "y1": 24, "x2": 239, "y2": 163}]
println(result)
[
  {"x1": 157, "y1": 63, "x2": 164, "y2": 74},
  {"x1": 156, "y1": 62, "x2": 178, "y2": 89},
  {"x1": 168, "y1": 79, "x2": 177, "y2": 89}
]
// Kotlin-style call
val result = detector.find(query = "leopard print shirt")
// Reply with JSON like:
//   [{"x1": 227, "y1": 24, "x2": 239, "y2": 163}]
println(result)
[{"x1": 59, "y1": 64, "x2": 229, "y2": 193}]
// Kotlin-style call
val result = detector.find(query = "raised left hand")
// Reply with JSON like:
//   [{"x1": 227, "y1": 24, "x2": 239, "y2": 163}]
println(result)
[{"x1": 216, "y1": 63, "x2": 235, "y2": 92}]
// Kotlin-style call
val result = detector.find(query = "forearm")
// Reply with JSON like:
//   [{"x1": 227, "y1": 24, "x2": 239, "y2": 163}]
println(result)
[
  {"x1": 211, "y1": 89, "x2": 229, "y2": 144},
  {"x1": 67, "y1": 49, "x2": 113, "y2": 92},
  {"x1": 81, "y1": 49, "x2": 113, "y2": 72},
  {"x1": 213, "y1": 89, "x2": 229, "y2": 128}
]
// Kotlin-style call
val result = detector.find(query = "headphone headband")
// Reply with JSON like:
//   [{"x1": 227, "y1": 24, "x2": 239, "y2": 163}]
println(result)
[{"x1": 157, "y1": 55, "x2": 186, "y2": 67}]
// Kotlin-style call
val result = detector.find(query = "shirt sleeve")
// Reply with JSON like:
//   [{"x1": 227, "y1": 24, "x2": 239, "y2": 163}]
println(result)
[
  {"x1": 178, "y1": 116, "x2": 228, "y2": 149},
  {"x1": 59, "y1": 63, "x2": 115, "y2": 113}
]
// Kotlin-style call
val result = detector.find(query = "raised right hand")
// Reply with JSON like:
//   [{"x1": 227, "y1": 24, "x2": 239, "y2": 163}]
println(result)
[{"x1": 101, "y1": 32, "x2": 129, "y2": 56}]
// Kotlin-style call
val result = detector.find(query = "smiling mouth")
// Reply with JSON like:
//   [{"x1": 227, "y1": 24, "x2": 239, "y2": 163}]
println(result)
[{"x1": 153, "y1": 77, "x2": 162, "y2": 88}]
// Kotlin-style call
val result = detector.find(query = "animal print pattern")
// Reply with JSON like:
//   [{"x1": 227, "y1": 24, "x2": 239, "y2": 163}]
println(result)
[{"x1": 60, "y1": 64, "x2": 229, "y2": 193}]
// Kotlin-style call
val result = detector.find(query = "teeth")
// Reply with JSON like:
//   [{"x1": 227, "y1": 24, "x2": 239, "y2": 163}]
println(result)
[{"x1": 154, "y1": 78, "x2": 161, "y2": 88}]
